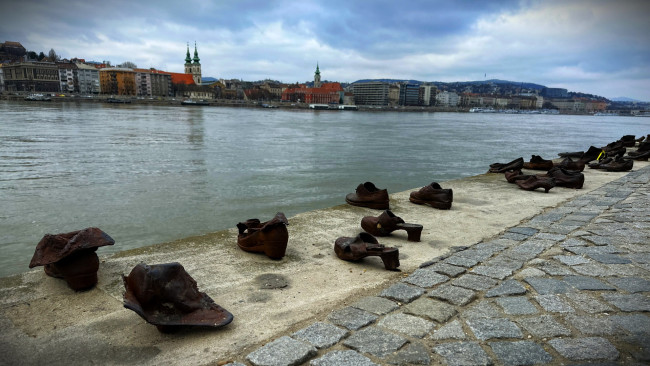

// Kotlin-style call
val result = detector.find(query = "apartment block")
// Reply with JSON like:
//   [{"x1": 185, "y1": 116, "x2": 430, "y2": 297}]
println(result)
[
  {"x1": 2, "y1": 62, "x2": 60, "y2": 92},
  {"x1": 352, "y1": 81, "x2": 389, "y2": 106}
]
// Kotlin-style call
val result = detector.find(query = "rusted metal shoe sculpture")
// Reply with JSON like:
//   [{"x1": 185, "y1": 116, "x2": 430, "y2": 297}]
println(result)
[
  {"x1": 625, "y1": 150, "x2": 650, "y2": 161},
  {"x1": 345, "y1": 182, "x2": 389, "y2": 210},
  {"x1": 237, "y1": 212, "x2": 289, "y2": 259},
  {"x1": 602, "y1": 140, "x2": 626, "y2": 158},
  {"x1": 123, "y1": 262, "x2": 233, "y2": 333},
  {"x1": 515, "y1": 176, "x2": 556, "y2": 193},
  {"x1": 620, "y1": 135, "x2": 636, "y2": 147},
  {"x1": 523, "y1": 155, "x2": 553, "y2": 170},
  {"x1": 546, "y1": 167, "x2": 584, "y2": 189},
  {"x1": 578, "y1": 146, "x2": 605, "y2": 164},
  {"x1": 504, "y1": 169, "x2": 535, "y2": 184},
  {"x1": 29, "y1": 227, "x2": 114, "y2": 291},
  {"x1": 409, "y1": 182, "x2": 453, "y2": 209},
  {"x1": 627, "y1": 141, "x2": 650, "y2": 158},
  {"x1": 602, "y1": 157, "x2": 633, "y2": 172},
  {"x1": 555, "y1": 157, "x2": 585, "y2": 172},
  {"x1": 361, "y1": 210, "x2": 423, "y2": 242},
  {"x1": 588, "y1": 157, "x2": 613, "y2": 169},
  {"x1": 488, "y1": 157, "x2": 524, "y2": 173},
  {"x1": 334, "y1": 233, "x2": 399, "y2": 270}
]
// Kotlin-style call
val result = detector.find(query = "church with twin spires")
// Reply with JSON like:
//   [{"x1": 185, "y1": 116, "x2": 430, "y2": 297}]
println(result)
[{"x1": 184, "y1": 42, "x2": 201, "y2": 85}]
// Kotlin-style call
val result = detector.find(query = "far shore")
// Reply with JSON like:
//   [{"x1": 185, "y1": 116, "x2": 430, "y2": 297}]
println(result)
[{"x1": 1, "y1": 92, "x2": 603, "y2": 115}]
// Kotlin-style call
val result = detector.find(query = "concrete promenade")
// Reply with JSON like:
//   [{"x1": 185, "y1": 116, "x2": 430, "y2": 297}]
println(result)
[
  {"x1": 1, "y1": 160, "x2": 648, "y2": 365},
  {"x1": 237, "y1": 165, "x2": 650, "y2": 366}
]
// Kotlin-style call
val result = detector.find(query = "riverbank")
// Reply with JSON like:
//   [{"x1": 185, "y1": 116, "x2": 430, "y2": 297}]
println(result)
[
  {"x1": 0, "y1": 92, "x2": 602, "y2": 114},
  {"x1": 1, "y1": 156, "x2": 647, "y2": 365}
]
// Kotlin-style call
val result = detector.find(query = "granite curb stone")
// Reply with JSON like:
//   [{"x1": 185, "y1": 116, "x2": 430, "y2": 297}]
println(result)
[
  {"x1": 327, "y1": 307, "x2": 378, "y2": 330},
  {"x1": 343, "y1": 327, "x2": 408, "y2": 358},
  {"x1": 246, "y1": 336, "x2": 317, "y2": 366},
  {"x1": 291, "y1": 322, "x2": 348, "y2": 349},
  {"x1": 433, "y1": 341, "x2": 492, "y2": 366}
]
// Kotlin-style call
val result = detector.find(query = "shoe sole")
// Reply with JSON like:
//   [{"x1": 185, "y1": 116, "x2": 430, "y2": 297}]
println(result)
[
  {"x1": 409, "y1": 197, "x2": 452, "y2": 210},
  {"x1": 345, "y1": 198, "x2": 389, "y2": 210}
]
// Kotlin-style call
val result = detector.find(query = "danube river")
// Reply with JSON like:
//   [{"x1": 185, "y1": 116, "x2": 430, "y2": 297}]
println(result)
[{"x1": 0, "y1": 100, "x2": 647, "y2": 277}]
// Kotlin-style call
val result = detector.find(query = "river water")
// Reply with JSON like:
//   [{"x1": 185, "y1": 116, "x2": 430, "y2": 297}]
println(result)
[{"x1": 1, "y1": 100, "x2": 647, "y2": 277}]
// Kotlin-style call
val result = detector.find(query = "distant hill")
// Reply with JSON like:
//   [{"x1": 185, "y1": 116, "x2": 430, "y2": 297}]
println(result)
[
  {"x1": 353, "y1": 79, "x2": 424, "y2": 85},
  {"x1": 611, "y1": 97, "x2": 643, "y2": 102},
  {"x1": 351, "y1": 78, "x2": 546, "y2": 90},
  {"x1": 202, "y1": 77, "x2": 218, "y2": 82}
]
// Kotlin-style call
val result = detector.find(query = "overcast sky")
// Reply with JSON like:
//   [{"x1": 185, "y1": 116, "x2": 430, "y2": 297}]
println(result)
[{"x1": 2, "y1": 0, "x2": 649, "y2": 100}]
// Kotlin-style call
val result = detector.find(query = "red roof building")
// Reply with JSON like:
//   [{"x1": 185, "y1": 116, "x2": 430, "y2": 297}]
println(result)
[{"x1": 282, "y1": 82, "x2": 343, "y2": 104}]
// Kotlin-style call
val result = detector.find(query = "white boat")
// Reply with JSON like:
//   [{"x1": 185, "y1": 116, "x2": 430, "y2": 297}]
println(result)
[
  {"x1": 308, "y1": 104, "x2": 329, "y2": 110},
  {"x1": 181, "y1": 99, "x2": 210, "y2": 106},
  {"x1": 24, "y1": 93, "x2": 51, "y2": 101}
]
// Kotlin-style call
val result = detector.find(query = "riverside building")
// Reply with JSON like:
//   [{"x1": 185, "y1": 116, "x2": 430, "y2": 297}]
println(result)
[
  {"x1": 281, "y1": 64, "x2": 343, "y2": 104},
  {"x1": 2, "y1": 61, "x2": 59, "y2": 93},
  {"x1": 352, "y1": 81, "x2": 390, "y2": 106}
]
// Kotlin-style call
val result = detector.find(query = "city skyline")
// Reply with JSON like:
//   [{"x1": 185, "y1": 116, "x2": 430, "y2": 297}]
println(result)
[{"x1": 2, "y1": 0, "x2": 649, "y2": 101}]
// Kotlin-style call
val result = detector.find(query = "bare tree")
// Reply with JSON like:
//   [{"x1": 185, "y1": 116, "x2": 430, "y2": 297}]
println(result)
[
  {"x1": 118, "y1": 61, "x2": 137, "y2": 68},
  {"x1": 48, "y1": 48, "x2": 60, "y2": 61}
]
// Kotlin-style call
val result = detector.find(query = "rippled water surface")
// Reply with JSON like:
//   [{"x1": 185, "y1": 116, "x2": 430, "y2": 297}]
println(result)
[{"x1": 1, "y1": 100, "x2": 647, "y2": 276}]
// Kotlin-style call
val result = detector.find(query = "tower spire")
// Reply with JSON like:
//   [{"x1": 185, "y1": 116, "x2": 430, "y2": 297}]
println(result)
[
  {"x1": 193, "y1": 41, "x2": 200, "y2": 63},
  {"x1": 185, "y1": 42, "x2": 191, "y2": 64},
  {"x1": 314, "y1": 62, "x2": 322, "y2": 88}
]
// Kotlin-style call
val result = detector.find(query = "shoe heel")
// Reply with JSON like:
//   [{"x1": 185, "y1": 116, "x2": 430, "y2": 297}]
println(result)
[
  {"x1": 63, "y1": 272, "x2": 98, "y2": 291},
  {"x1": 263, "y1": 240, "x2": 288, "y2": 259},
  {"x1": 405, "y1": 226, "x2": 422, "y2": 242},
  {"x1": 380, "y1": 250, "x2": 400, "y2": 270}
]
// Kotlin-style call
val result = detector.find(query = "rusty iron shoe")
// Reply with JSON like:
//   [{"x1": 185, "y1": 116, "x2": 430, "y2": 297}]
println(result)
[
  {"x1": 515, "y1": 176, "x2": 556, "y2": 193},
  {"x1": 123, "y1": 262, "x2": 233, "y2": 333},
  {"x1": 625, "y1": 150, "x2": 650, "y2": 161},
  {"x1": 555, "y1": 157, "x2": 585, "y2": 172},
  {"x1": 588, "y1": 157, "x2": 613, "y2": 169},
  {"x1": 334, "y1": 233, "x2": 399, "y2": 270},
  {"x1": 546, "y1": 167, "x2": 584, "y2": 189},
  {"x1": 29, "y1": 227, "x2": 115, "y2": 291},
  {"x1": 237, "y1": 212, "x2": 289, "y2": 259},
  {"x1": 620, "y1": 135, "x2": 636, "y2": 147},
  {"x1": 488, "y1": 157, "x2": 524, "y2": 173},
  {"x1": 523, "y1": 155, "x2": 554, "y2": 170},
  {"x1": 345, "y1": 182, "x2": 389, "y2": 210},
  {"x1": 361, "y1": 210, "x2": 423, "y2": 242},
  {"x1": 628, "y1": 141, "x2": 650, "y2": 156},
  {"x1": 504, "y1": 169, "x2": 536, "y2": 184},
  {"x1": 578, "y1": 146, "x2": 605, "y2": 164},
  {"x1": 409, "y1": 182, "x2": 453, "y2": 209},
  {"x1": 602, "y1": 157, "x2": 633, "y2": 172}
]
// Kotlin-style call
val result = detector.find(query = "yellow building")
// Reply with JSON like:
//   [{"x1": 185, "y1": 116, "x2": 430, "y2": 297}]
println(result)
[{"x1": 99, "y1": 68, "x2": 136, "y2": 95}]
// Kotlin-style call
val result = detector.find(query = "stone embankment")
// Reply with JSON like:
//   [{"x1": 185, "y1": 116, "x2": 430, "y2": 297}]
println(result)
[{"x1": 1, "y1": 157, "x2": 648, "y2": 365}]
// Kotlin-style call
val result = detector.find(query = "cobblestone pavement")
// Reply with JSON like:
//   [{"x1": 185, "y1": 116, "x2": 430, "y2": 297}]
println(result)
[{"x1": 230, "y1": 166, "x2": 650, "y2": 366}]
